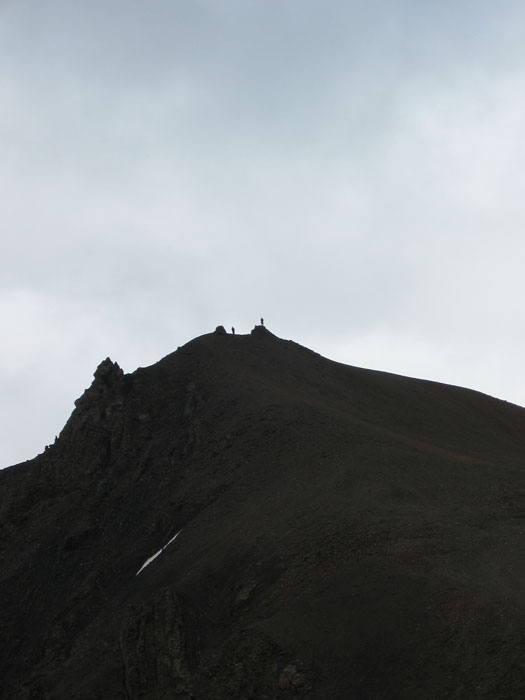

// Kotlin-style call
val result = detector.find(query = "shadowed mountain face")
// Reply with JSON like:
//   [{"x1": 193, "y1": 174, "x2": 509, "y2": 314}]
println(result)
[{"x1": 3, "y1": 326, "x2": 525, "y2": 699}]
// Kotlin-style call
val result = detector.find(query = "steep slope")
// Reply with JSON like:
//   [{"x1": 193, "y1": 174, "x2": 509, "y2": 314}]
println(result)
[{"x1": 2, "y1": 326, "x2": 525, "y2": 699}]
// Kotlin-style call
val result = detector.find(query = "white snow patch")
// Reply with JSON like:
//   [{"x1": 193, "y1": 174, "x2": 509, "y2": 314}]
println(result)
[{"x1": 136, "y1": 530, "x2": 181, "y2": 576}]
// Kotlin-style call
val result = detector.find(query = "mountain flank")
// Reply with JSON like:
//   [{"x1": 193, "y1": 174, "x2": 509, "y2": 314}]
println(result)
[{"x1": 2, "y1": 325, "x2": 525, "y2": 699}]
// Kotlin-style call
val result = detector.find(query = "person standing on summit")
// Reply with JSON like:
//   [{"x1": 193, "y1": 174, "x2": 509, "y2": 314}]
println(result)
[{"x1": 261, "y1": 318, "x2": 264, "y2": 326}]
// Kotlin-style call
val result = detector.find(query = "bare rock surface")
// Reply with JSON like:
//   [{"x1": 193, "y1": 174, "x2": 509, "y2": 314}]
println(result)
[{"x1": 3, "y1": 328, "x2": 525, "y2": 698}]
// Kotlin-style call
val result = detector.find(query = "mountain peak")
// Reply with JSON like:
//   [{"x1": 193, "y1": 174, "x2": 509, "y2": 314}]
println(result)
[{"x1": 2, "y1": 331, "x2": 525, "y2": 699}]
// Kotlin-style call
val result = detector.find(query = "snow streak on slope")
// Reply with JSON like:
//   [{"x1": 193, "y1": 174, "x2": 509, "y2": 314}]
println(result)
[{"x1": 136, "y1": 531, "x2": 181, "y2": 576}]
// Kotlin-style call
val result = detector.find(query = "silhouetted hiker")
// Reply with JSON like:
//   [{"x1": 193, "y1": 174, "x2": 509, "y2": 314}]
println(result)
[
  {"x1": 232, "y1": 327, "x2": 235, "y2": 334},
  {"x1": 261, "y1": 317, "x2": 264, "y2": 326}
]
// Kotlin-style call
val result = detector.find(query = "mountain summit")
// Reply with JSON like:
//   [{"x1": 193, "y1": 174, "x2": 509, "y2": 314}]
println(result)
[{"x1": 3, "y1": 327, "x2": 525, "y2": 699}]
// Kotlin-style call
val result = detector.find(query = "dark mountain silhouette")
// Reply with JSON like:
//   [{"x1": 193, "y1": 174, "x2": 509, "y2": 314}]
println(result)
[{"x1": 3, "y1": 325, "x2": 525, "y2": 699}]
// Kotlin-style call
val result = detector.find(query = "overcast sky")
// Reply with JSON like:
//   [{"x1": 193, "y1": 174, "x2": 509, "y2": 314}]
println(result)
[{"x1": 2, "y1": 0, "x2": 525, "y2": 467}]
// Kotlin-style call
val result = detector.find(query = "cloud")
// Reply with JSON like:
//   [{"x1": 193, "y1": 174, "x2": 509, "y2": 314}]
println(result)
[{"x1": 2, "y1": 0, "x2": 525, "y2": 465}]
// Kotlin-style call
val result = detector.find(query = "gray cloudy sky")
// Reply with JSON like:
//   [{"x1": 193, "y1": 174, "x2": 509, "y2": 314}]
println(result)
[{"x1": 2, "y1": 0, "x2": 525, "y2": 467}]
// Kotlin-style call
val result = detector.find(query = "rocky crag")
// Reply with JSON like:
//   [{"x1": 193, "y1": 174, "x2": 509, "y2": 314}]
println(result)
[{"x1": 3, "y1": 326, "x2": 525, "y2": 699}]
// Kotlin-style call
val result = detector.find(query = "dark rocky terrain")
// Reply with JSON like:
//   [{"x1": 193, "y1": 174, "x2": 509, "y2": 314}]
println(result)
[{"x1": 3, "y1": 325, "x2": 525, "y2": 699}]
